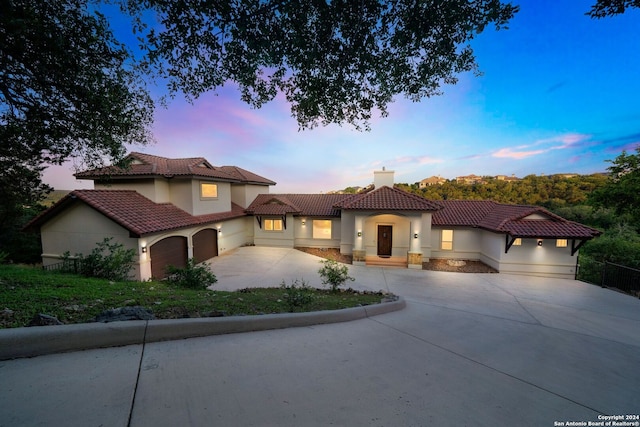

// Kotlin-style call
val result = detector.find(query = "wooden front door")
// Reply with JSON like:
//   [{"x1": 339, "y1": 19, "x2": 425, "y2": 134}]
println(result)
[{"x1": 377, "y1": 225, "x2": 392, "y2": 256}]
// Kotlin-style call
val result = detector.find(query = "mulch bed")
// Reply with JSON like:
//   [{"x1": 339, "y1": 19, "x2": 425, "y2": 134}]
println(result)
[
  {"x1": 422, "y1": 259, "x2": 498, "y2": 273},
  {"x1": 296, "y1": 247, "x2": 497, "y2": 273},
  {"x1": 296, "y1": 247, "x2": 353, "y2": 264}
]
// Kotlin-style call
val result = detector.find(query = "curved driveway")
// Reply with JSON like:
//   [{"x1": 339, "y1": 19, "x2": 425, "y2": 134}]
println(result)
[{"x1": 1, "y1": 247, "x2": 639, "y2": 426}]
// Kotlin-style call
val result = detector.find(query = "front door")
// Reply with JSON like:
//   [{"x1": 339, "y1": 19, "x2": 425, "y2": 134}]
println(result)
[{"x1": 377, "y1": 225, "x2": 392, "y2": 257}]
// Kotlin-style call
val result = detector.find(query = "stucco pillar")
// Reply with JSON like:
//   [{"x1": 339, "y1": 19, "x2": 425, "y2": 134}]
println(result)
[
  {"x1": 353, "y1": 214, "x2": 366, "y2": 265},
  {"x1": 408, "y1": 216, "x2": 422, "y2": 269}
]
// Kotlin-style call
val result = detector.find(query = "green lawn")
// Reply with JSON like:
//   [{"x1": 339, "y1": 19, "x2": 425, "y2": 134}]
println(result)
[{"x1": 0, "y1": 264, "x2": 385, "y2": 328}]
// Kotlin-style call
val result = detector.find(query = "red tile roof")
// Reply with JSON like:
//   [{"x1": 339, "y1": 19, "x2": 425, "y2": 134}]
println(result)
[
  {"x1": 26, "y1": 188, "x2": 601, "y2": 241},
  {"x1": 26, "y1": 190, "x2": 246, "y2": 237},
  {"x1": 334, "y1": 186, "x2": 443, "y2": 211},
  {"x1": 433, "y1": 200, "x2": 601, "y2": 238},
  {"x1": 75, "y1": 152, "x2": 275, "y2": 185},
  {"x1": 247, "y1": 194, "x2": 351, "y2": 216}
]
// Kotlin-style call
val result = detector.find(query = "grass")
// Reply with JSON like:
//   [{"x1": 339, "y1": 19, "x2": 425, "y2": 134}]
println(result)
[{"x1": 0, "y1": 264, "x2": 386, "y2": 328}]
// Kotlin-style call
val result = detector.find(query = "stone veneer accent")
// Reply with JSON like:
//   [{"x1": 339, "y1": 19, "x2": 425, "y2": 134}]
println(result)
[
  {"x1": 353, "y1": 250, "x2": 366, "y2": 262},
  {"x1": 407, "y1": 252, "x2": 422, "y2": 269}
]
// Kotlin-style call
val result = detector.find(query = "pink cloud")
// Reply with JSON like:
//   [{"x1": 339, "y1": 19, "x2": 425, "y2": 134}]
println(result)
[
  {"x1": 492, "y1": 147, "x2": 546, "y2": 159},
  {"x1": 492, "y1": 133, "x2": 593, "y2": 160}
]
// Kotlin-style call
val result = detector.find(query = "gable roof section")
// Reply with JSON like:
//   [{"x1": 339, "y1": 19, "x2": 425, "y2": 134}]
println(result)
[
  {"x1": 334, "y1": 186, "x2": 443, "y2": 211},
  {"x1": 247, "y1": 194, "x2": 351, "y2": 216},
  {"x1": 26, "y1": 190, "x2": 247, "y2": 237},
  {"x1": 433, "y1": 200, "x2": 601, "y2": 239},
  {"x1": 75, "y1": 152, "x2": 275, "y2": 185}
]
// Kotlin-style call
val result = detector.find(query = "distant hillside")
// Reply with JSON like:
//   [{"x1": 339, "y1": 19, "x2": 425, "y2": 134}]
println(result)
[{"x1": 42, "y1": 190, "x2": 71, "y2": 206}]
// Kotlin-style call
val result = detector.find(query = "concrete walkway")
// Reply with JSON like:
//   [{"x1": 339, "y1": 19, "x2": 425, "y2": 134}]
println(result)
[{"x1": 1, "y1": 247, "x2": 639, "y2": 426}]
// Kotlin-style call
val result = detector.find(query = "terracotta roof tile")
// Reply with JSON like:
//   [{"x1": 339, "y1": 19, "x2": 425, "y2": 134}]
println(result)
[
  {"x1": 26, "y1": 190, "x2": 247, "y2": 237},
  {"x1": 433, "y1": 200, "x2": 601, "y2": 238},
  {"x1": 247, "y1": 194, "x2": 351, "y2": 216},
  {"x1": 75, "y1": 152, "x2": 275, "y2": 185},
  {"x1": 334, "y1": 186, "x2": 443, "y2": 211}
]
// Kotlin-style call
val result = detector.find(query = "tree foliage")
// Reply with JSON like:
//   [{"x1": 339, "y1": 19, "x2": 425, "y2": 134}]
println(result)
[
  {"x1": 589, "y1": 147, "x2": 640, "y2": 227},
  {"x1": 395, "y1": 173, "x2": 609, "y2": 209},
  {"x1": 1, "y1": 0, "x2": 154, "y2": 252},
  {"x1": 121, "y1": 0, "x2": 518, "y2": 130},
  {"x1": 1, "y1": 0, "x2": 154, "y2": 170},
  {"x1": 588, "y1": 0, "x2": 640, "y2": 17}
]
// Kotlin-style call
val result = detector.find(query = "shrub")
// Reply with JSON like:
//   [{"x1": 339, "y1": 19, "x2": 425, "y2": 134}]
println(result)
[
  {"x1": 59, "y1": 238, "x2": 135, "y2": 281},
  {"x1": 166, "y1": 258, "x2": 217, "y2": 289},
  {"x1": 280, "y1": 279, "x2": 314, "y2": 312},
  {"x1": 318, "y1": 259, "x2": 355, "y2": 292}
]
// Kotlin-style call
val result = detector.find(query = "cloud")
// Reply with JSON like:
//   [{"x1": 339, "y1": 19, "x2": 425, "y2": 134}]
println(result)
[
  {"x1": 546, "y1": 81, "x2": 567, "y2": 93},
  {"x1": 492, "y1": 147, "x2": 546, "y2": 159},
  {"x1": 491, "y1": 133, "x2": 592, "y2": 160}
]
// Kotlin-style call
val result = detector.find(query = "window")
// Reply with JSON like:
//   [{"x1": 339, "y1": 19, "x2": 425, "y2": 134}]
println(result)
[
  {"x1": 556, "y1": 239, "x2": 568, "y2": 248},
  {"x1": 200, "y1": 182, "x2": 218, "y2": 199},
  {"x1": 512, "y1": 238, "x2": 522, "y2": 246},
  {"x1": 441, "y1": 229, "x2": 453, "y2": 250},
  {"x1": 264, "y1": 219, "x2": 283, "y2": 231},
  {"x1": 313, "y1": 220, "x2": 332, "y2": 239}
]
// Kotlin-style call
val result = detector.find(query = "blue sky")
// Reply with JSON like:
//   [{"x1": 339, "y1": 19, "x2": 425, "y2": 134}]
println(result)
[{"x1": 44, "y1": 0, "x2": 640, "y2": 193}]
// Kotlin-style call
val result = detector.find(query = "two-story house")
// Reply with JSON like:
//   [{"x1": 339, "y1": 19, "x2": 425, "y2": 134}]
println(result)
[{"x1": 27, "y1": 152, "x2": 602, "y2": 281}]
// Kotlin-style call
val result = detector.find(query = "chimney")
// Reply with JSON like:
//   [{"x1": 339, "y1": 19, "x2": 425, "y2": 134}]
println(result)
[{"x1": 373, "y1": 167, "x2": 395, "y2": 188}]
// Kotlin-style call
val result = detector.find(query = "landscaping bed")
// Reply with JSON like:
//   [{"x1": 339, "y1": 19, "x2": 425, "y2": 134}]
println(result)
[
  {"x1": 296, "y1": 247, "x2": 497, "y2": 273},
  {"x1": 0, "y1": 264, "x2": 385, "y2": 329}
]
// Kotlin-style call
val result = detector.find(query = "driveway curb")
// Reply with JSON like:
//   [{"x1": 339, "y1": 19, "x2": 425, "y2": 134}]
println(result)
[{"x1": 0, "y1": 298, "x2": 405, "y2": 360}]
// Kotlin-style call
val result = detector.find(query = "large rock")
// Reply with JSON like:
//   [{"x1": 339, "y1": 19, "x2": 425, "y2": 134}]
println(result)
[
  {"x1": 94, "y1": 306, "x2": 155, "y2": 323},
  {"x1": 29, "y1": 313, "x2": 63, "y2": 326}
]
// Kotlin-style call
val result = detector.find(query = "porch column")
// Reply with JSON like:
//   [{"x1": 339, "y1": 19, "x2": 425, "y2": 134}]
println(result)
[
  {"x1": 353, "y1": 214, "x2": 366, "y2": 265},
  {"x1": 407, "y1": 217, "x2": 423, "y2": 269}
]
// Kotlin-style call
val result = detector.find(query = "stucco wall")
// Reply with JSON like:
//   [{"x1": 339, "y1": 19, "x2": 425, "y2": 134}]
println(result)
[
  {"x1": 430, "y1": 227, "x2": 482, "y2": 260},
  {"x1": 253, "y1": 214, "x2": 295, "y2": 248},
  {"x1": 41, "y1": 203, "x2": 137, "y2": 260},
  {"x1": 231, "y1": 184, "x2": 269, "y2": 208},
  {"x1": 293, "y1": 218, "x2": 342, "y2": 248},
  {"x1": 490, "y1": 235, "x2": 578, "y2": 279},
  {"x1": 429, "y1": 228, "x2": 579, "y2": 279},
  {"x1": 340, "y1": 211, "x2": 356, "y2": 254},
  {"x1": 95, "y1": 179, "x2": 162, "y2": 202},
  {"x1": 40, "y1": 203, "x2": 143, "y2": 280},
  {"x1": 190, "y1": 180, "x2": 233, "y2": 216},
  {"x1": 215, "y1": 217, "x2": 253, "y2": 254}
]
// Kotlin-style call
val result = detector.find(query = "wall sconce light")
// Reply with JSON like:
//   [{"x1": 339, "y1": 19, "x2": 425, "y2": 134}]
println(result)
[
  {"x1": 537, "y1": 240, "x2": 543, "y2": 247},
  {"x1": 218, "y1": 228, "x2": 222, "y2": 234},
  {"x1": 301, "y1": 220, "x2": 306, "y2": 225},
  {"x1": 141, "y1": 246, "x2": 147, "y2": 253},
  {"x1": 357, "y1": 231, "x2": 362, "y2": 237},
  {"x1": 414, "y1": 233, "x2": 419, "y2": 239}
]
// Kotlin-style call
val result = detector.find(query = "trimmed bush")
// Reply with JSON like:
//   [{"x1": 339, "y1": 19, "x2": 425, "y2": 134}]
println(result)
[
  {"x1": 318, "y1": 259, "x2": 355, "y2": 292},
  {"x1": 166, "y1": 258, "x2": 217, "y2": 289}
]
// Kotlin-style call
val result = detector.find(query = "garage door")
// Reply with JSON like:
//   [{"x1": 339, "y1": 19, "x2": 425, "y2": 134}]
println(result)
[
  {"x1": 193, "y1": 229, "x2": 218, "y2": 263},
  {"x1": 150, "y1": 236, "x2": 188, "y2": 279}
]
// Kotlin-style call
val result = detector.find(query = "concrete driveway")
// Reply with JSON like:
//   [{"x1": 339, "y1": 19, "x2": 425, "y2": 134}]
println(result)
[{"x1": 1, "y1": 247, "x2": 639, "y2": 426}]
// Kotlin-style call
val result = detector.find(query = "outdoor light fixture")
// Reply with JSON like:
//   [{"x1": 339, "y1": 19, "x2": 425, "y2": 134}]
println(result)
[
  {"x1": 218, "y1": 228, "x2": 222, "y2": 234},
  {"x1": 301, "y1": 220, "x2": 306, "y2": 225},
  {"x1": 141, "y1": 246, "x2": 147, "y2": 253},
  {"x1": 537, "y1": 240, "x2": 543, "y2": 247},
  {"x1": 414, "y1": 233, "x2": 419, "y2": 239},
  {"x1": 357, "y1": 231, "x2": 362, "y2": 237}
]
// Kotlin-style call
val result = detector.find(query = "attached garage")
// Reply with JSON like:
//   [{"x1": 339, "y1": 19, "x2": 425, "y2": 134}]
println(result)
[
  {"x1": 150, "y1": 236, "x2": 188, "y2": 279},
  {"x1": 193, "y1": 228, "x2": 218, "y2": 263}
]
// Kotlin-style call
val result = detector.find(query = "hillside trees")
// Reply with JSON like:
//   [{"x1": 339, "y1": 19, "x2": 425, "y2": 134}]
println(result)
[{"x1": 589, "y1": 147, "x2": 640, "y2": 229}]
